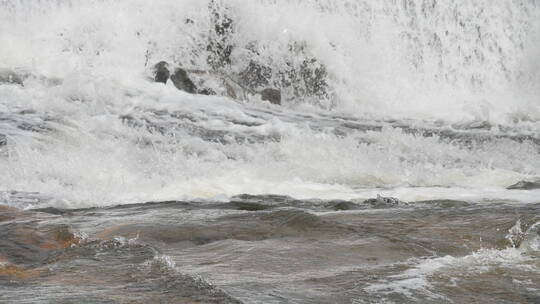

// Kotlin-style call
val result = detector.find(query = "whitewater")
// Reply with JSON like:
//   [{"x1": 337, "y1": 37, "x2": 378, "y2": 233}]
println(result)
[{"x1": 0, "y1": 0, "x2": 539, "y2": 303}]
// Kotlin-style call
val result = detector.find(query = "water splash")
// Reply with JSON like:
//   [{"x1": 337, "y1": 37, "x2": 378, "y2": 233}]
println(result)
[{"x1": 1, "y1": 0, "x2": 539, "y2": 122}]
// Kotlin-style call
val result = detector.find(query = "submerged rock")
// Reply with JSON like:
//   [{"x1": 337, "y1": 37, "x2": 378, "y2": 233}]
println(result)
[
  {"x1": 363, "y1": 195, "x2": 407, "y2": 207},
  {"x1": 453, "y1": 120, "x2": 492, "y2": 130},
  {"x1": 153, "y1": 61, "x2": 170, "y2": 84},
  {"x1": 0, "y1": 68, "x2": 26, "y2": 86},
  {"x1": 261, "y1": 88, "x2": 281, "y2": 105},
  {"x1": 0, "y1": 207, "x2": 80, "y2": 267},
  {"x1": 170, "y1": 68, "x2": 197, "y2": 94},
  {"x1": 198, "y1": 87, "x2": 216, "y2": 95},
  {"x1": 507, "y1": 179, "x2": 540, "y2": 190},
  {"x1": 327, "y1": 201, "x2": 359, "y2": 211},
  {"x1": 229, "y1": 201, "x2": 270, "y2": 211},
  {"x1": 0, "y1": 205, "x2": 24, "y2": 222},
  {"x1": 97, "y1": 209, "x2": 356, "y2": 245}
]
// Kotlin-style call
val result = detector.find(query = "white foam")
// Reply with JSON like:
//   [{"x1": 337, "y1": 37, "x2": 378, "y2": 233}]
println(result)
[
  {"x1": 1, "y1": 0, "x2": 539, "y2": 122},
  {"x1": 365, "y1": 247, "x2": 538, "y2": 299},
  {"x1": 0, "y1": 1, "x2": 539, "y2": 208}
]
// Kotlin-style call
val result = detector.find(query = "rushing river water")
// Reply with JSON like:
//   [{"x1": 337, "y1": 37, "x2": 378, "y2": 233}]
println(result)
[{"x1": 1, "y1": 0, "x2": 540, "y2": 303}]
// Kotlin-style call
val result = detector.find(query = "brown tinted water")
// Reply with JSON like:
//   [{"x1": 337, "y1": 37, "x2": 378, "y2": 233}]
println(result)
[{"x1": 1, "y1": 197, "x2": 539, "y2": 303}]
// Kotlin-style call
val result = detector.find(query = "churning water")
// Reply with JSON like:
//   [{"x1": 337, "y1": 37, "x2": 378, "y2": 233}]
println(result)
[{"x1": 0, "y1": 0, "x2": 539, "y2": 303}]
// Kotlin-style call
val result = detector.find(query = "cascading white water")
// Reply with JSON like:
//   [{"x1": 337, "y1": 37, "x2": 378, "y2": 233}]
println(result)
[
  {"x1": 0, "y1": 0, "x2": 539, "y2": 207},
  {"x1": 2, "y1": 0, "x2": 539, "y2": 121}
]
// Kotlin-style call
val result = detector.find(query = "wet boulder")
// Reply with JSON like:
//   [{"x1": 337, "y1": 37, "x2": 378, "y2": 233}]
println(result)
[
  {"x1": 151, "y1": 62, "x2": 200, "y2": 95},
  {"x1": 153, "y1": 61, "x2": 170, "y2": 84},
  {"x1": 198, "y1": 87, "x2": 216, "y2": 95},
  {"x1": 300, "y1": 58, "x2": 329, "y2": 98},
  {"x1": 170, "y1": 68, "x2": 198, "y2": 94},
  {"x1": 237, "y1": 41, "x2": 329, "y2": 103},
  {"x1": 239, "y1": 60, "x2": 272, "y2": 90},
  {"x1": 278, "y1": 57, "x2": 329, "y2": 100},
  {"x1": 261, "y1": 88, "x2": 281, "y2": 105}
]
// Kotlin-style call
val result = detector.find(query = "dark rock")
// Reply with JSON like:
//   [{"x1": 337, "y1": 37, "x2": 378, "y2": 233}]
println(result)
[
  {"x1": 261, "y1": 88, "x2": 281, "y2": 105},
  {"x1": 278, "y1": 57, "x2": 328, "y2": 99},
  {"x1": 153, "y1": 61, "x2": 170, "y2": 84},
  {"x1": 207, "y1": 0, "x2": 234, "y2": 69},
  {"x1": 0, "y1": 134, "x2": 6, "y2": 147},
  {"x1": 415, "y1": 200, "x2": 470, "y2": 208},
  {"x1": 507, "y1": 179, "x2": 540, "y2": 190},
  {"x1": 230, "y1": 201, "x2": 270, "y2": 211},
  {"x1": 170, "y1": 68, "x2": 197, "y2": 94},
  {"x1": 363, "y1": 195, "x2": 407, "y2": 208},
  {"x1": 271, "y1": 42, "x2": 330, "y2": 100},
  {"x1": 300, "y1": 58, "x2": 329, "y2": 98},
  {"x1": 234, "y1": 41, "x2": 329, "y2": 101},
  {"x1": 328, "y1": 201, "x2": 358, "y2": 211},
  {"x1": 198, "y1": 88, "x2": 216, "y2": 95},
  {"x1": 239, "y1": 60, "x2": 272, "y2": 90}
]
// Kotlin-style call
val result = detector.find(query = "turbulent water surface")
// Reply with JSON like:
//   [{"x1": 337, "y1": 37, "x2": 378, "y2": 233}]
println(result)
[{"x1": 1, "y1": 0, "x2": 539, "y2": 303}]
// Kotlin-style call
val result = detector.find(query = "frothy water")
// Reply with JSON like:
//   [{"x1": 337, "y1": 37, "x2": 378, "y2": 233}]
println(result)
[
  {"x1": 1, "y1": 0, "x2": 540, "y2": 206},
  {"x1": 1, "y1": 0, "x2": 539, "y2": 303},
  {"x1": 2, "y1": 0, "x2": 540, "y2": 117}
]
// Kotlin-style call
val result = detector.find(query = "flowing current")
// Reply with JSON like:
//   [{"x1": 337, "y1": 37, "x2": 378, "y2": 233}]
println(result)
[{"x1": 0, "y1": 1, "x2": 539, "y2": 303}]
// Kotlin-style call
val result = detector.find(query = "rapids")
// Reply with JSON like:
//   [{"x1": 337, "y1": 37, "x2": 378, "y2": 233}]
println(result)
[{"x1": 0, "y1": 0, "x2": 539, "y2": 303}]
